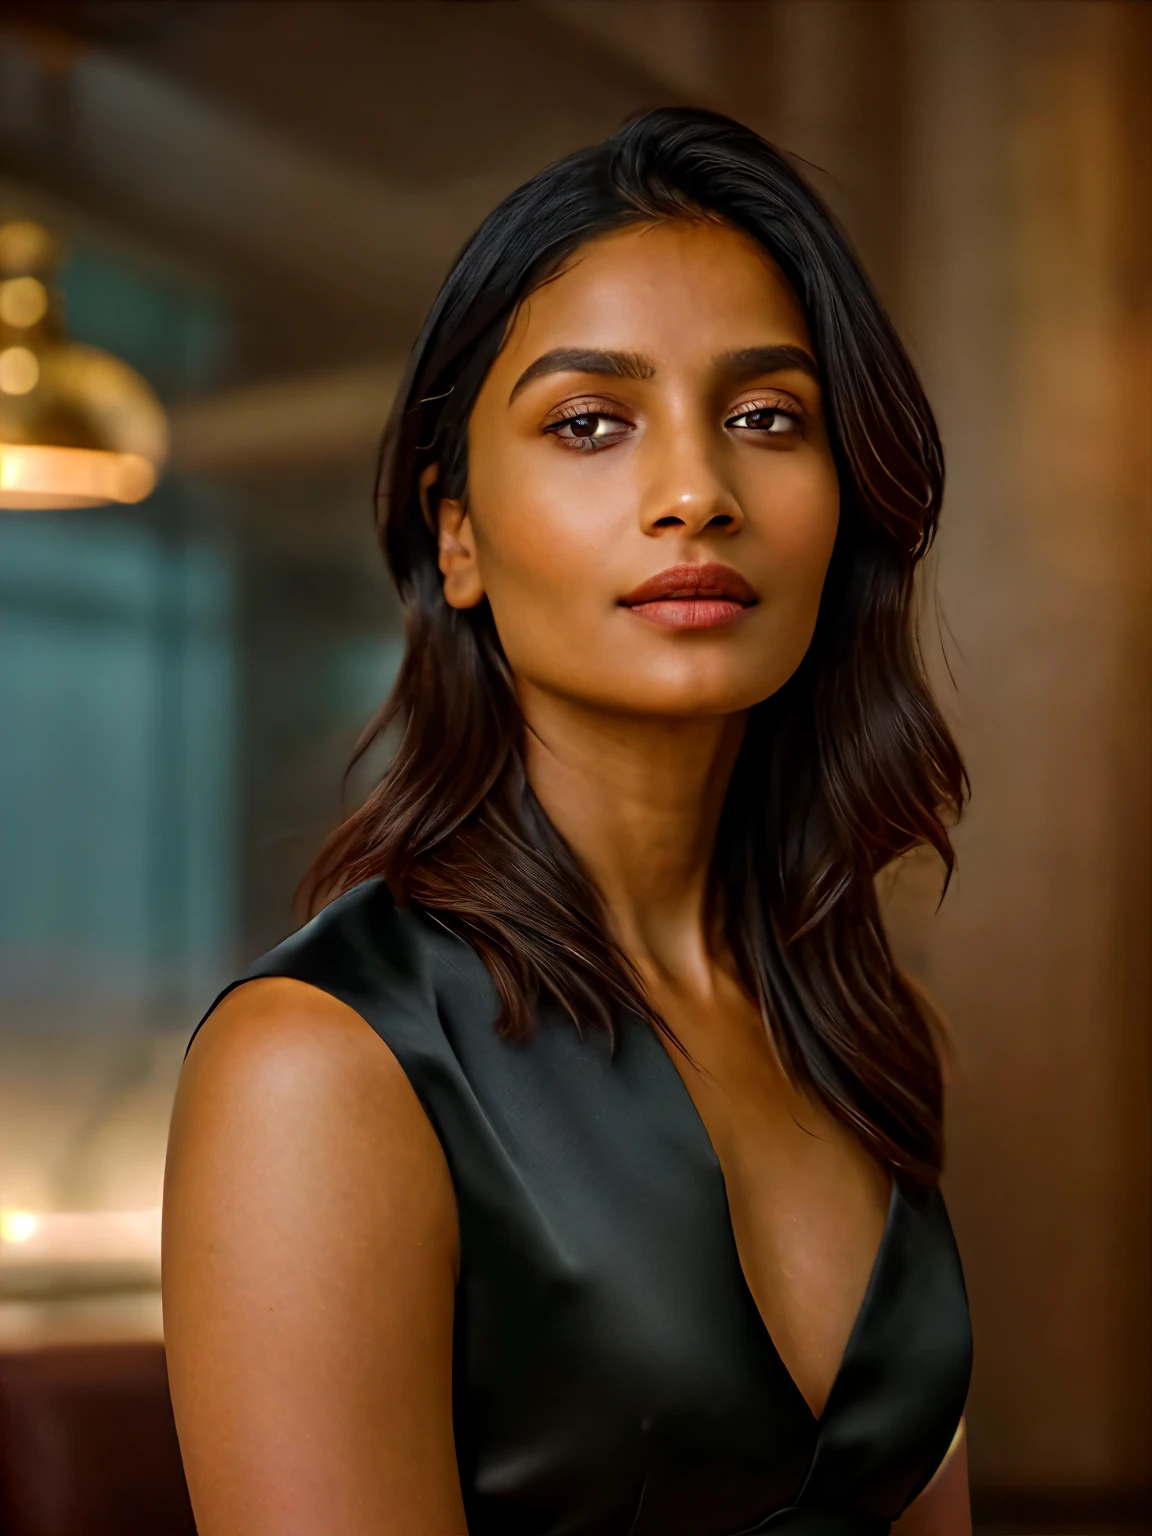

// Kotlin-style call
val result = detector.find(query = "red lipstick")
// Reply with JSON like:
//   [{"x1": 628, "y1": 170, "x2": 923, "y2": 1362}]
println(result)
[{"x1": 618, "y1": 562, "x2": 758, "y2": 630}]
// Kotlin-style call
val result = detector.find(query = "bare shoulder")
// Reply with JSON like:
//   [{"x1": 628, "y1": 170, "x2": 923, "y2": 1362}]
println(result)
[
  {"x1": 164, "y1": 976, "x2": 465, "y2": 1536},
  {"x1": 170, "y1": 976, "x2": 458, "y2": 1253},
  {"x1": 179, "y1": 976, "x2": 451, "y2": 1191},
  {"x1": 181, "y1": 974, "x2": 411, "y2": 1108}
]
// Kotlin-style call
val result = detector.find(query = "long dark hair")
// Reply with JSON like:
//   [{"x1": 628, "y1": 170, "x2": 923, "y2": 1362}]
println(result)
[{"x1": 301, "y1": 108, "x2": 967, "y2": 1194}]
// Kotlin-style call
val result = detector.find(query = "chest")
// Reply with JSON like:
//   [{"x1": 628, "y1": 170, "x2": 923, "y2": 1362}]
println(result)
[{"x1": 654, "y1": 1003, "x2": 893, "y2": 1417}]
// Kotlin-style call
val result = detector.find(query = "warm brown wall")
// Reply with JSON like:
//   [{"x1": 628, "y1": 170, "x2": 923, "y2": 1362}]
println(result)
[{"x1": 883, "y1": 0, "x2": 1152, "y2": 1509}]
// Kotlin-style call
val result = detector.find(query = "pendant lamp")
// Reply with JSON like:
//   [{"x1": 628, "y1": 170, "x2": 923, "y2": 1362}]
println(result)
[{"x1": 0, "y1": 220, "x2": 168, "y2": 511}]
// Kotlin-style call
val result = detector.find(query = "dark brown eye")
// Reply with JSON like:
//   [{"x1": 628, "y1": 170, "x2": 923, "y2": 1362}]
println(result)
[
  {"x1": 727, "y1": 405, "x2": 801, "y2": 436},
  {"x1": 545, "y1": 410, "x2": 631, "y2": 451}
]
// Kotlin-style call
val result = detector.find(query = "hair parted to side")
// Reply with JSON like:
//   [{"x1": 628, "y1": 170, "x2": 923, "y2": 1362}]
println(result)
[{"x1": 299, "y1": 107, "x2": 967, "y2": 1195}]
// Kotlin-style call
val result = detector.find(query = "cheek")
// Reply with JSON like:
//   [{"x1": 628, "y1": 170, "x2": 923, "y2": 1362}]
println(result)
[
  {"x1": 467, "y1": 441, "x2": 624, "y2": 624},
  {"x1": 738, "y1": 462, "x2": 840, "y2": 689},
  {"x1": 750, "y1": 457, "x2": 840, "y2": 601}
]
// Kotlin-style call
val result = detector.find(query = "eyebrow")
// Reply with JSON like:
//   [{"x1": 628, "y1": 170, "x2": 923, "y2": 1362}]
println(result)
[
  {"x1": 508, "y1": 342, "x2": 819, "y2": 404},
  {"x1": 715, "y1": 345, "x2": 820, "y2": 383},
  {"x1": 509, "y1": 348, "x2": 655, "y2": 402}
]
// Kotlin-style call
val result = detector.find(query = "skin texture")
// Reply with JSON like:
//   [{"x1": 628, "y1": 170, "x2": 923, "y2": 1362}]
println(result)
[
  {"x1": 163, "y1": 220, "x2": 969, "y2": 1534},
  {"x1": 164, "y1": 979, "x2": 467, "y2": 1535}
]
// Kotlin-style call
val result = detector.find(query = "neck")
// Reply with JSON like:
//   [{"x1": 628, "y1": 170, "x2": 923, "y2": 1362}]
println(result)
[{"x1": 519, "y1": 680, "x2": 746, "y2": 992}]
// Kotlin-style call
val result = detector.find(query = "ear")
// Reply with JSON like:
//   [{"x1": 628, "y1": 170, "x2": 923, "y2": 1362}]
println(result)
[{"x1": 421, "y1": 465, "x2": 484, "y2": 610}]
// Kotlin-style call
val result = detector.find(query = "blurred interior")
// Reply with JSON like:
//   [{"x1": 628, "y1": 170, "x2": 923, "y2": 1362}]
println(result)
[{"x1": 0, "y1": 2, "x2": 1148, "y2": 1532}]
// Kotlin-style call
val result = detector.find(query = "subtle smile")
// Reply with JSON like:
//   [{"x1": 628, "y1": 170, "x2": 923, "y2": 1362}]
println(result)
[{"x1": 618, "y1": 562, "x2": 759, "y2": 630}]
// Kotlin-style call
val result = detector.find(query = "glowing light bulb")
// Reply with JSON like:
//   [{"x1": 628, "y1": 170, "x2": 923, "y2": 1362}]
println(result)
[
  {"x1": 0, "y1": 220, "x2": 55, "y2": 273},
  {"x1": 0, "y1": 1209, "x2": 38, "y2": 1244},
  {"x1": 0, "y1": 345, "x2": 39, "y2": 395},
  {"x1": 0, "y1": 277, "x2": 48, "y2": 328}
]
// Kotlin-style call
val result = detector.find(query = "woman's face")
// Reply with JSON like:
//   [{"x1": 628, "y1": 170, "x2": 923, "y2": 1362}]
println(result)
[{"x1": 436, "y1": 218, "x2": 840, "y2": 719}]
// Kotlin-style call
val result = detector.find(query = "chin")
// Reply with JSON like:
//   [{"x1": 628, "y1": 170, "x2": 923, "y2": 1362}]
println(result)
[
  {"x1": 634, "y1": 657, "x2": 793, "y2": 716},
  {"x1": 522, "y1": 647, "x2": 798, "y2": 721},
  {"x1": 584, "y1": 673, "x2": 785, "y2": 720}
]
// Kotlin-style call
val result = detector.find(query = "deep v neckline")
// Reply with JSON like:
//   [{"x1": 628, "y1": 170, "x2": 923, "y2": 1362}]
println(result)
[{"x1": 646, "y1": 1018, "x2": 899, "y2": 1429}]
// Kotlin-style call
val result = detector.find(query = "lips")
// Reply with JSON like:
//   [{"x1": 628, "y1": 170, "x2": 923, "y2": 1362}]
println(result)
[{"x1": 618, "y1": 562, "x2": 758, "y2": 630}]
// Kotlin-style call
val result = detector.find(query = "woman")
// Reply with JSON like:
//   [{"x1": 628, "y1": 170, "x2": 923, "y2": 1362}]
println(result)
[{"x1": 163, "y1": 109, "x2": 972, "y2": 1535}]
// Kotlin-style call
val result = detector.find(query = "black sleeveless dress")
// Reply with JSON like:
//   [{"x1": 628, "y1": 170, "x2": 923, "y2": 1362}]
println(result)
[{"x1": 200, "y1": 880, "x2": 971, "y2": 1536}]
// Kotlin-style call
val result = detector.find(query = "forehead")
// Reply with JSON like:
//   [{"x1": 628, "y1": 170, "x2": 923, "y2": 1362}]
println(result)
[{"x1": 498, "y1": 219, "x2": 812, "y2": 368}]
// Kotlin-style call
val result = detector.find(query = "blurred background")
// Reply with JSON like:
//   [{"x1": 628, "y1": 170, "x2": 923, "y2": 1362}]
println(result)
[{"x1": 0, "y1": 2, "x2": 1147, "y2": 1532}]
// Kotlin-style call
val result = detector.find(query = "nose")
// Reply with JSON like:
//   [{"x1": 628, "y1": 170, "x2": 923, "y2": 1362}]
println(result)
[{"x1": 636, "y1": 423, "x2": 744, "y2": 539}]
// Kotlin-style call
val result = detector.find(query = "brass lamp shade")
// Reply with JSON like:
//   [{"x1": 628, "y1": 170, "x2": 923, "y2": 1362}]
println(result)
[{"x1": 0, "y1": 220, "x2": 169, "y2": 511}]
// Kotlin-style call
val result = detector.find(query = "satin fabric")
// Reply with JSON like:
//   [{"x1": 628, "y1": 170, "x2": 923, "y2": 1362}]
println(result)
[{"x1": 197, "y1": 880, "x2": 972, "y2": 1535}]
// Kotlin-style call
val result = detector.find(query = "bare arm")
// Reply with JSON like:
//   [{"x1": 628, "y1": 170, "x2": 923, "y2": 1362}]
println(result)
[
  {"x1": 162, "y1": 977, "x2": 467, "y2": 1536},
  {"x1": 892, "y1": 1421, "x2": 971, "y2": 1536}
]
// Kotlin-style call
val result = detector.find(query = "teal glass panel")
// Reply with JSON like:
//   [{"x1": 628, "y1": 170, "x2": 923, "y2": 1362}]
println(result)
[{"x1": 0, "y1": 512, "x2": 236, "y2": 1020}]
